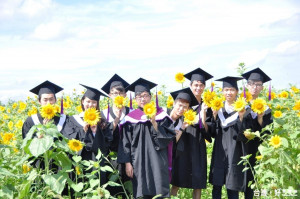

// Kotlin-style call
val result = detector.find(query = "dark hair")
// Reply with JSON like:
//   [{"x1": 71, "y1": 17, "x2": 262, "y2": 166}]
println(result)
[
  {"x1": 38, "y1": 93, "x2": 57, "y2": 102},
  {"x1": 190, "y1": 80, "x2": 206, "y2": 86},
  {"x1": 81, "y1": 96, "x2": 107, "y2": 130},
  {"x1": 174, "y1": 98, "x2": 190, "y2": 105},
  {"x1": 135, "y1": 91, "x2": 151, "y2": 97},
  {"x1": 110, "y1": 85, "x2": 125, "y2": 93}
]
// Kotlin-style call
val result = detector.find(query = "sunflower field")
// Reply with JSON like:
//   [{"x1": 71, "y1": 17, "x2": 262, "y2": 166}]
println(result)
[{"x1": 0, "y1": 76, "x2": 299, "y2": 198}]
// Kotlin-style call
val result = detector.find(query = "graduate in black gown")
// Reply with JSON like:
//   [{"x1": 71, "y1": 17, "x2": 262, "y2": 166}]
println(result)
[
  {"x1": 22, "y1": 80, "x2": 66, "y2": 174},
  {"x1": 170, "y1": 68, "x2": 213, "y2": 199},
  {"x1": 117, "y1": 78, "x2": 176, "y2": 199},
  {"x1": 100, "y1": 74, "x2": 131, "y2": 197},
  {"x1": 206, "y1": 76, "x2": 254, "y2": 199},
  {"x1": 63, "y1": 84, "x2": 112, "y2": 185},
  {"x1": 167, "y1": 87, "x2": 201, "y2": 197},
  {"x1": 22, "y1": 80, "x2": 66, "y2": 139},
  {"x1": 242, "y1": 68, "x2": 273, "y2": 199}
]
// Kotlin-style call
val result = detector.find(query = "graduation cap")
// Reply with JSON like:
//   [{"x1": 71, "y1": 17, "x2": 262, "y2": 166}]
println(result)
[
  {"x1": 170, "y1": 87, "x2": 199, "y2": 107},
  {"x1": 30, "y1": 80, "x2": 63, "y2": 96},
  {"x1": 126, "y1": 78, "x2": 157, "y2": 94},
  {"x1": 215, "y1": 76, "x2": 243, "y2": 90},
  {"x1": 101, "y1": 74, "x2": 130, "y2": 94},
  {"x1": 80, "y1": 84, "x2": 107, "y2": 101},
  {"x1": 242, "y1": 67, "x2": 271, "y2": 83},
  {"x1": 184, "y1": 68, "x2": 213, "y2": 84}
]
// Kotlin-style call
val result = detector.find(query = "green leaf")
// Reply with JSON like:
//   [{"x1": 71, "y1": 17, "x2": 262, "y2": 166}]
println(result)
[
  {"x1": 17, "y1": 181, "x2": 32, "y2": 199},
  {"x1": 124, "y1": 181, "x2": 133, "y2": 193},
  {"x1": 89, "y1": 179, "x2": 99, "y2": 189},
  {"x1": 52, "y1": 151, "x2": 72, "y2": 170},
  {"x1": 28, "y1": 135, "x2": 54, "y2": 157},
  {"x1": 0, "y1": 185, "x2": 14, "y2": 199},
  {"x1": 265, "y1": 158, "x2": 277, "y2": 165},
  {"x1": 100, "y1": 165, "x2": 113, "y2": 172},
  {"x1": 71, "y1": 182, "x2": 84, "y2": 192},
  {"x1": 72, "y1": 155, "x2": 82, "y2": 163},
  {"x1": 42, "y1": 173, "x2": 68, "y2": 194},
  {"x1": 242, "y1": 167, "x2": 249, "y2": 172},
  {"x1": 96, "y1": 149, "x2": 102, "y2": 160},
  {"x1": 81, "y1": 160, "x2": 91, "y2": 167},
  {"x1": 280, "y1": 137, "x2": 288, "y2": 148}
]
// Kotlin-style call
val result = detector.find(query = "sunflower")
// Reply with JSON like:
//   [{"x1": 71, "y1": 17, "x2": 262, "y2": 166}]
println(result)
[
  {"x1": 68, "y1": 139, "x2": 83, "y2": 152},
  {"x1": 8, "y1": 121, "x2": 13, "y2": 130},
  {"x1": 210, "y1": 96, "x2": 224, "y2": 111},
  {"x1": 114, "y1": 95, "x2": 126, "y2": 108},
  {"x1": 75, "y1": 166, "x2": 81, "y2": 175},
  {"x1": 291, "y1": 86, "x2": 299, "y2": 93},
  {"x1": 279, "y1": 91, "x2": 289, "y2": 98},
  {"x1": 0, "y1": 106, "x2": 5, "y2": 112},
  {"x1": 255, "y1": 155, "x2": 263, "y2": 161},
  {"x1": 292, "y1": 100, "x2": 300, "y2": 111},
  {"x1": 12, "y1": 103, "x2": 17, "y2": 109},
  {"x1": 16, "y1": 120, "x2": 23, "y2": 129},
  {"x1": 202, "y1": 90, "x2": 216, "y2": 107},
  {"x1": 76, "y1": 105, "x2": 83, "y2": 113},
  {"x1": 0, "y1": 132, "x2": 16, "y2": 145},
  {"x1": 233, "y1": 97, "x2": 247, "y2": 112},
  {"x1": 269, "y1": 135, "x2": 281, "y2": 148},
  {"x1": 240, "y1": 91, "x2": 252, "y2": 102},
  {"x1": 19, "y1": 101, "x2": 27, "y2": 111},
  {"x1": 83, "y1": 107, "x2": 100, "y2": 126},
  {"x1": 166, "y1": 95, "x2": 174, "y2": 108},
  {"x1": 273, "y1": 111, "x2": 282, "y2": 118},
  {"x1": 268, "y1": 92, "x2": 276, "y2": 100},
  {"x1": 157, "y1": 90, "x2": 163, "y2": 96},
  {"x1": 28, "y1": 107, "x2": 38, "y2": 116},
  {"x1": 175, "y1": 72, "x2": 185, "y2": 83},
  {"x1": 251, "y1": 98, "x2": 267, "y2": 114},
  {"x1": 22, "y1": 164, "x2": 31, "y2": 174},
  {"x1": 40, "y1": 103, "x2": 58, "y2": 120},
  {"x1": 143, "y1": 102, "x2": 157, "y2": 119},
  {"x1": 183, "y1": 109, "x2": 197, "y2": 125},
  {"x1": 211, "y1": 82, "x2": 215, "y2": 87}
]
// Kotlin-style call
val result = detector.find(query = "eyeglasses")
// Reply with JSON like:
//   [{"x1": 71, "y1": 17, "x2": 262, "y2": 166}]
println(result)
[
  {"x1": 136, "y1": 94, "x2": 151, "y2": 100},
  {"x1": 248, "y1": 82, "x2": 263, "y2": 88},
  {"x1": 110, "y1": 92, "x2": 124, "y2": 96}
]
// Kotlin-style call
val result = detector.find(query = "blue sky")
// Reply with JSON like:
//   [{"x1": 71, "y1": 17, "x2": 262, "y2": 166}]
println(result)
[{"x1": 0, "y1": 0, "x2": 300, "y2": 103}]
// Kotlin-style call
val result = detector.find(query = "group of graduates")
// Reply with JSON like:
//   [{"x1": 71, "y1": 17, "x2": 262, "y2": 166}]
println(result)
[{"x1": 21, "y1": 67, "x2": 273, "y2": 199}]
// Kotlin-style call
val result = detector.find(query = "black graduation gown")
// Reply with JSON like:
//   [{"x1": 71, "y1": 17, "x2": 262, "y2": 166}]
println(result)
[
  {"x1": 22, "y1": 113, "x2": 66, "y2": 139},
  {"x1": 62, "y1": 115, "x2": 113, "y2": 185},
  {"x1": 101, "y1": 106, "x2": 131, "y2": 197},
  {"x1": 117, "y1": 108, "x2": 176, "y2": 198},
  {"x1": 170, "y1": 104, "x2": 211, "y2": 189},
  {"x1": 246, "y1": 106, "x2": 273, "y2": 182},
  {"x1": 207, "y1": 106, "x2": 253, "y2": 192}
]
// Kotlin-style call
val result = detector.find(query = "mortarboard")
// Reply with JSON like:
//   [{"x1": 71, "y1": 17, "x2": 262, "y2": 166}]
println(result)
[
  {"x1": 184, "y1": 68, "x2": 213, "y2": 84},
  {"x1": 215, "y1": 76, "x2": 243, "y2": 90},
  {"x1": 30, "y1": 80, "x2": 63, "y2": 96},
  {"x1": 242, "y1": 67, "x2": 271, "y2": 83},
  {"x1": 126, "y1": 78, "x2": 157, "y2": 94},
  {"x1": 80, "y1": 84, "x2": 107, "y2": 101},
  {"x1": 101, "y1": 74, "x2": 130, "y2": 95},
  {"x1": 170, "y1": 87, "x2": 199, "y2": 107}
]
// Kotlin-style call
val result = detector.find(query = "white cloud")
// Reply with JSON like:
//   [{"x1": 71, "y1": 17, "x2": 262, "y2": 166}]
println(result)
[
  {"x1": 273, "y1": 40, "x2": 300, "y2": 54},
  {"x1": 30, "y1": 21, "x2": 63, "y2": 40}
]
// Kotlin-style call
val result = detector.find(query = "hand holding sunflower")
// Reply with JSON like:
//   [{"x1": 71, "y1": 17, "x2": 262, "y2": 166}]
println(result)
[
  {"x1": 83, "y1": 107, "x2": 100, "y2": 126},
  {"x1": 143, "y1": 102, "x2": 157, "y2": 119},
  {"x1": 183, "y1": 109, "x2": 197, "y2": 125}
]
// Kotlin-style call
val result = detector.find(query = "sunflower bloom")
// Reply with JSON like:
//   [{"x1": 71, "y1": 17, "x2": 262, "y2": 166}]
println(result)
[
  {"x1": 0, "y1": 106, "x2": 5, "y2": 112},
  {"x1": 279, "y1": 91, "x2": 289, "y2": 98},
  {"x1": 202, "y1": 90, "x2": 216, "y2": 107},
  {"x1": 19, "y1": 101, "x2": 27, "y2": 111},
  {"x1": 157, "y1": 90, "x2": 163, "y2": 95},
  {"x1": 183, "y1": 109, "x2": 197, "y2": 125},
  {"x1": 40, "y1": 103, "x2": 58, "y2": 120},
  {"x1": 167, "y1": 95, "x2": 174, "y2": 108},
  {"x1": 175, "y1": 72, "x2": 185, "y2": 83},
  {"x1": 76, "y1": 105, "x2": 83, "y2": 113},
  {"x1": 12, "y1": 103, "x2": 18, "y2": 109},
  {"x1": 1, "y1": 132, "x2": 16, "y2": 145},
  {"x1": 291, "y1": 86, "x2": 299, "y2": 93},
  {"x1": 75, "y1": 166, "x2": 81, "y2": 175},
  {"x1": 292, "y1": 100, "x2": 300, "y2": 111},
  {"x1": 68, "y1": 139, "x2": 83, "y2": 152},
  {"x1": 22, "y1": 164, "x2": 31, "y2": 174},
  {"x1": 16, "y1": 120, "x2": 23, "y2": 129},
  {"x1": 240, "y1": 91, "x2": 252, "y2": 102},
  {"x1": 273, "y1": 111, "x2": 282, "y2": 118},
  {"x1": 269, "y1": 135, "x2": 281, "y2": 148},
  {"x1": 210, "y1": 96, "x2": 224, "y2": 111},
  {"x1": 143, "y1": 102, "x2": 157, "y2": 119},
  {"x1": 251, "y1": 98, "x2": 267, "y2": 114},
  {"x1": 114, "y1": 96, "x2": 126, "y2": 108},
  {"x1": 211, "y1": 82, "x2": 215, "y2": 87},
  {"x1": 255, "y1": 155, "x2": 263, "y2": 161},
  {"x1": 233, "y1": 97, "x2": 247, "y2": 112},
  {"x1": 83, "y1": 108, "x2": 100, "y2": 126},
  {"x1": 8, "y1": 121, "x2": 14, "y2": 130}
]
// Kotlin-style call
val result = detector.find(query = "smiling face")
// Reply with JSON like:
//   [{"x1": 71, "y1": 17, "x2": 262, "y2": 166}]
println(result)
[
  {"x1": 109, "y1": 87, "x2": 126, "y2": 101},
  {"x1": 172, "y1": 99, "x2": 189, "y2": 118},
  {"x1": 222, "y1": 87, "x2": 238, "y2": 103},
  {"x1": 190, "y1": 80, "x2": 205, "y2": 98},
  {"x1": 135, "y1": 91, "x2": 151, "y2": 108},
  {"x1": 81, "y1": 97, "x2": 98, "y2": 111}
]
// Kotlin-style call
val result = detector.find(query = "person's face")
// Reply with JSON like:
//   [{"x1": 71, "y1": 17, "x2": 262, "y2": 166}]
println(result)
[
  {"x1": 109, "y1": 88, "x2": 126, "y2": 100},
  {"x1": 82, "y1": 97, "x2": 98, "y2": 110},
  {"x1": 135, "y1": 91, "x2": 151, "y2": 108},
  {"x1": 246, "y1": 80, "x2": 263, "y2": 97},
  {"x1": 222, "y1": 87, "x2": 238, "y2": 103},
  {"x1": 173, "y1": 99, "x2": 189, "y2": 118},
  {"x1": 39, "y1": 93, "x2": 56, "y2": 106},
  {"x1": 190, "y1": 80, "x2": 205, "y2": 97}
]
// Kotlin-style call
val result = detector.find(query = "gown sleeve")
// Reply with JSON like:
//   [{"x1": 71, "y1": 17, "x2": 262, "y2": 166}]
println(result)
[
  {"x1": 22, "y1": 116, "x2": 34, "y2": 139},
  {"x1": 117, "y1": 123, "x2": 133, "y2": 164}
]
